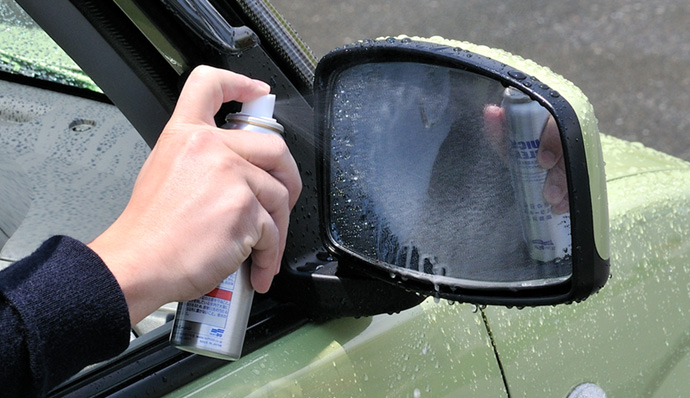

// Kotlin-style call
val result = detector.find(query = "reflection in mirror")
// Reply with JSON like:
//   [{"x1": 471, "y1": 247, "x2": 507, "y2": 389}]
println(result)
[{"x1": 327, "y1": 62, "x2": 572, "y2": 288}]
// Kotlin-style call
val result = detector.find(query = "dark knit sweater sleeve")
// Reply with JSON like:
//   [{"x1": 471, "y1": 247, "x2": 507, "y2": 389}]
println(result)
[{"x1": 0, "y1": 236, "x2": 131, "y2": 397}]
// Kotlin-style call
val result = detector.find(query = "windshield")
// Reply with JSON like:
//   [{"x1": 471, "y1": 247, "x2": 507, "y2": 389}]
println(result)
[{"x1": 0, "y1": 0, "x2": 100, "y2": 91}]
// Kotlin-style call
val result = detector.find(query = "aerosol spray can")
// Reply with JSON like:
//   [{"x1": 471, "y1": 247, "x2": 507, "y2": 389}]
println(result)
[
  {"x1": 170, "y1": 94, "x2": 284, "y2": 360},
  {"x1": 502, "y1": 87, "x2": 571, "y2": 263}
]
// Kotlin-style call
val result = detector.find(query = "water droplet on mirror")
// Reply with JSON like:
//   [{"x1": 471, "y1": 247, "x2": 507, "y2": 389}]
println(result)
[{"x1": 508, "y1": 70, "x2": 527, "y2": 80}]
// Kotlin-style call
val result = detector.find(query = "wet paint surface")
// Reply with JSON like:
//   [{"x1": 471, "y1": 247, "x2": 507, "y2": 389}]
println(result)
[
  {"x1": 165, "y1": 300, "x2": 507, "y2": 397},
  {"x1": 484, "y1": 137, "x2": 690, "y2": 397}
]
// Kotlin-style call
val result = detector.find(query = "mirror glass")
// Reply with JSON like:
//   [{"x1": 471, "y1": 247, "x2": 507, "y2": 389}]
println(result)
[{"x1": 326, "y1": 62, "x2": 572, "y2": 289}]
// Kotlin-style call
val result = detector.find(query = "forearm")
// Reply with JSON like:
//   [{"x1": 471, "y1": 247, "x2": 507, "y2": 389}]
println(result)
[{"x1": 0, "y1": 236, "x2": 131, "y2": 396}]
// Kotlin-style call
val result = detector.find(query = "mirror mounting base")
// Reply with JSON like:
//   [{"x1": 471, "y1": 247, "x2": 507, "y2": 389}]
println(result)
[{"x1": 270, "y1": 258, "x2": 426, "y2": 322}]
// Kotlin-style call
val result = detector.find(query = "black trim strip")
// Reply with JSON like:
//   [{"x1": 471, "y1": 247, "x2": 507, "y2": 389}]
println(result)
[
  {"x1": 0, "y1": 70, "x2": 111, "y2": 104},
  {"x1": 49, "y1": 300, "x2": 307, "y2": 397}
]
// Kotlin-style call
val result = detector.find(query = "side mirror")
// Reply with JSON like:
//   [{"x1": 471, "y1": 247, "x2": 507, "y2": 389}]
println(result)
[{"x1": 314, "y1": 36, "x2": 609, "y2": 306}]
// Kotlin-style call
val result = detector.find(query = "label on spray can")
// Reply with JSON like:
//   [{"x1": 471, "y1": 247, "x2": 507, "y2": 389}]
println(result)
[
  {"x1": 177, "y1": 273, "x2": 236, "y2": 327},
  {"x1": 170, "y1": 94, "x2": 284, "y2": 360},
  {"x1": 502, "y1": 87, "x2": 571, "y2": 263},
  {"x1": 170, "y1": 265, "x2": 253, "y2": 359}
]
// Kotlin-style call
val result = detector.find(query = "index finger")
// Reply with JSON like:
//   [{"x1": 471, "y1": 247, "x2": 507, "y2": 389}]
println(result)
[
  {"x1": 483, "y1": 104, "x2": 507, "y2": 161},
  {"x1": 537, "y1": 116, "x2": 563, "y2": 170},
  {"x1": 171, "y1": 66, "x2": 271, "y2": 126}
]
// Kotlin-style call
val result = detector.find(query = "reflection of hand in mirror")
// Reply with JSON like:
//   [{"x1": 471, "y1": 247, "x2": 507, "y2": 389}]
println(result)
[
  {"x1": 484, "y1": 104, "x2": 569, "y2": 214},
  {"x1": 537, "y1": 115, "x2": 568, "y2": 214}
]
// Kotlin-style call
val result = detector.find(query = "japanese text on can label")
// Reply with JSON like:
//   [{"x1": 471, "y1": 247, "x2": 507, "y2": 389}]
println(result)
[{"x1": 180, "y1": 272, "x2": 237, "y2": 328}]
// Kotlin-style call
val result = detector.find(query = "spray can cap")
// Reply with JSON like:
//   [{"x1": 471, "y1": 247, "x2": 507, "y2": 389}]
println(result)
[
  {"x1": 224, "y1": 93, "x2": 284, "y2": 135},
  {"x1": 241, "y1": 94, "x2": 276, "y2": 118}
]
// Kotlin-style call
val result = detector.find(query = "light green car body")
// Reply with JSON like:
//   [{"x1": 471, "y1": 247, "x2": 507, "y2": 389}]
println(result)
[{"x1": 165, "y1": 135, "x2": 690, "y2": 397}]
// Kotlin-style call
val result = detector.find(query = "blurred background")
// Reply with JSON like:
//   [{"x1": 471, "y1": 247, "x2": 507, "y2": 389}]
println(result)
[{"x1": 271, "y1": 0, "x2": 690, "y2": 160}]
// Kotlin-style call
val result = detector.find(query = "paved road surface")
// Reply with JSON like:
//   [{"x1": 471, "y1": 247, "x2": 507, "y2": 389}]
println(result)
[{"x1": 272, "y1": 0, "x2": 690, "y2": 160}]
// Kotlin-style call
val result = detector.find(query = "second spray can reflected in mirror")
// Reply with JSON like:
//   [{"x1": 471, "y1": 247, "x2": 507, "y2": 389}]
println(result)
[{"x1": 502, "y1": 87, "x2": 571, "y2": 263}]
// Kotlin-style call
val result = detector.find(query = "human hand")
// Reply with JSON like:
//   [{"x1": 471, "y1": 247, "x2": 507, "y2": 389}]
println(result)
[
  {"x1": 88, "y1": 66, "x2": 302, "y2": 325},
  {"x1": 535, "y1": 114, "x2": 568, "y2": 214},
  {"x1": 484, "y1": 104, "x2": 568, "y2": 214}
]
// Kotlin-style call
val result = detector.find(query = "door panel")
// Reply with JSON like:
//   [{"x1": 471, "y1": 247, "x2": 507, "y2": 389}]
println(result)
[
  {"x1": 485, "y1": 135, "x2": 690, "y2": 397},
  {"x1": 165, "y1": 299, "x2": 507, "y2": 397}
]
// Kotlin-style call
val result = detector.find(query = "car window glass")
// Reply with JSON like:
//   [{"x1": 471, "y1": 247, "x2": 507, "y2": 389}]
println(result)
[
  {"x1": 0, "y1": 80, "x2": 149, "y2": 266},
  {"x1": 0, "y1": 0, "x2": 174, "y2": 338},
  {"x1": 0, "y1": 0, "x2": 100, "y2": 92}
]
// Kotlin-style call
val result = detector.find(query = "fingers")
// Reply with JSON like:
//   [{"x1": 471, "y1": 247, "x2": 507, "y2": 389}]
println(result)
[
  {"x1": 537, "y1": 116, "x2": 562, "y2": 169},
  {"x1": 172, "y1": 66, "x2": 301, "y2": 207},
  {"x1": 169, "y1": 66, "x2": 300, "y2": 293},
  {"x1": 247, "y1": 204, "x2": 282, "y2": 293},
  {"x1": 483, "y1": 104, "x2": 507, "y2": 161},
  {"x1": 244, "y1": 161, "x2": 292, "y2": 266},
  {"x1": 536, "y1": 116, "x2": 569, "y2": 213},
  {"x1": 171, "y1": 66, "x2": 271, "y2": 126},
  {"x1": 215, "y1": 129, "x2": 302, "y2": 208},
  {"x1": 226, "y1": 162, "x2": 290, "y2": 293},
  {"x1": 543, "y1": 163, "x2": 569, "y2": 214},
  {"x1": 484, "y1": 107, "x2": 569, "y2": 215},
  {"x1": 230, "y1": 136, "x2": 299, "y2": 292}
]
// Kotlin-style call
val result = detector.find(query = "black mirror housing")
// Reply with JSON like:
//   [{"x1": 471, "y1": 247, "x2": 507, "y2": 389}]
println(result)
[{"x1": 314, "y1": 36, "x2": 609, "y2": 306}]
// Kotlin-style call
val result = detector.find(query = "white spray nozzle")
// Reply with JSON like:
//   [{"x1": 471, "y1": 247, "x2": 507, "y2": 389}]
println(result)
[{"x1": 241, "y1": 94, "x2": 276, "y2": 119}]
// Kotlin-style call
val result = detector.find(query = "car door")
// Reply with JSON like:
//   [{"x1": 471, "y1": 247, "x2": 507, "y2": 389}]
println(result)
[
  {"x1": 484, "y1": 135, "x2": 690, "y2": 397},
  {"x1": 13, "y1": 0, "x2": 675, "y2": 397}
]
